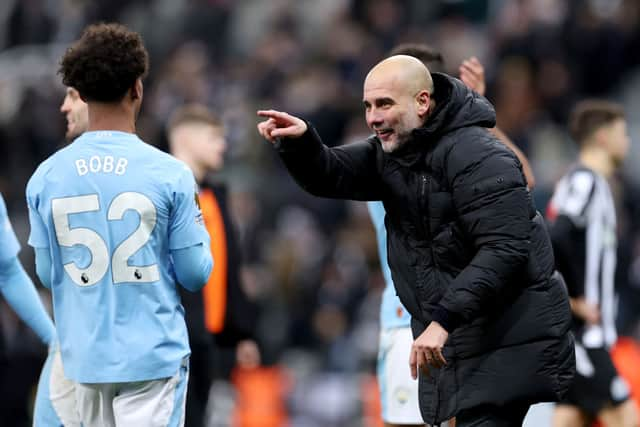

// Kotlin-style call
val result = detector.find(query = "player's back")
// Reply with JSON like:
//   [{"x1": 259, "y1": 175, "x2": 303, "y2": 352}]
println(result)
[{"x1": 27, "y1": 130, "x2": 205, "y2": 383}]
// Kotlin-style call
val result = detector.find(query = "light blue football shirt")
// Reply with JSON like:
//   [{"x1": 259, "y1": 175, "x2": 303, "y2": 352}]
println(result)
[
  {"x1": 367, "y1": 201, "x2": 411, "y2": 329},
  {"x1": 26, "y1": 131, "x2": 210, "y2": 383},
  {"x1": 0, "y1": 193, "x2": 20, "y2": 262}
]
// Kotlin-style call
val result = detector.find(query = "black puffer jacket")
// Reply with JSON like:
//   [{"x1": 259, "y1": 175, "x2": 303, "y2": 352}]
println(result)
[{"x1": 276, "y1": 73, "x2": 574, "y2": 424}]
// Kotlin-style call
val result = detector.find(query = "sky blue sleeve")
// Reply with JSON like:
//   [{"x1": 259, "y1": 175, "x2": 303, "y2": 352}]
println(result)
[
  {"x1": 367, "y1": 201, "x2": 386, "y2": 231},
  {"x1": 26, "y1": 176, "x2": 50, "y2": 249},
  {"x1": 0, "y1": 194, "x2": 20, "y2": 262},
  {"x1": 367, "y1": 201, "x2": 394, "y2": 285},
  {"x1": 34, "y1": 247, "x2": 52, "y2": 289},
  {"x1": 0, "y1": 256, "x2": 55, "y2": 346},
  {"x1": 168, "y1": 167, "x2": 211, "y2": 250},
  {"x1": 171, "y1": 244, "x2": 213, "y2": 292}
]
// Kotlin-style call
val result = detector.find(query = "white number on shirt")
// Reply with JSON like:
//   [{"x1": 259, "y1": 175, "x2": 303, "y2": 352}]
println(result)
[
  {"x1": 108, "y1": 192, "x2": 159, "y2": 283},
  {"x1": 52, "y1": 192, "x2": 159, "y2": 287}
]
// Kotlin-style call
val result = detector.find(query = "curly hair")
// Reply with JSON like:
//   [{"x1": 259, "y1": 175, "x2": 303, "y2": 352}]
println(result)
[{"x1": 59, "y1": 23, "x2": 149, "y2": 103}]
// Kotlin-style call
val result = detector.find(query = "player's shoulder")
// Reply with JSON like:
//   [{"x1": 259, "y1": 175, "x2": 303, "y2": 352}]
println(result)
[
  {"x1": 138, "y1": 141, "x2": 193, "y2": 179},
  {"x1": 562, "y1": 166, "x2": 597, "y2": 193},
  {"x1": 551, "y1": 165, "x2": 599, "y2": 219},
  {"x1": 128, "y1": 140, "x2": 195, "y2": 190},
  {"x1": 27, "y1": 151, "x2": 63, "y2": 193}
]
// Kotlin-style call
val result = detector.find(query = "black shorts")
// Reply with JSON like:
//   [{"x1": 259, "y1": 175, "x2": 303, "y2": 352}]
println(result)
[{"x1": 561, "y1": 345, "x2": 630, "y2": 416}]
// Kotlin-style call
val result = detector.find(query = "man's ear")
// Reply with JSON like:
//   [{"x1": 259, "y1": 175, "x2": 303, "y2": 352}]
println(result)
[
  {"x1": 130, "y1": 78, "x2": 143, "y2": 101},
  {"x1": 416, "y1": 90, "x2": 431, "y2": 117}
]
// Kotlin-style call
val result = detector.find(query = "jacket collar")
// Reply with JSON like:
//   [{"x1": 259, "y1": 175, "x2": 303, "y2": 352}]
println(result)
[{"x1": 383, "y1": 72, "x2": 495, "y2": 168}]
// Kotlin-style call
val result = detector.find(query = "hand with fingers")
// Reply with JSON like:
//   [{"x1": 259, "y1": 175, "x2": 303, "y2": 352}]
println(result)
[
  {"x1": 570, "y1": 297, "x2": 601, "y2": 325},
  {"x1": 256, "y1": 110, "x2": 308, "y2": 144},
  {"x1": 409, "y1": 321, "x2": 449, "y2": 380},
  {"x1": 459, "y1": 56, "x2": 486, "y2": 97}
]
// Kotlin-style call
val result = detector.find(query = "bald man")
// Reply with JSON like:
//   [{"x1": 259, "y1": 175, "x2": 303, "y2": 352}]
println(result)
[{"x1": 258, "y1": 55, "x2": 575, "y2": 427}]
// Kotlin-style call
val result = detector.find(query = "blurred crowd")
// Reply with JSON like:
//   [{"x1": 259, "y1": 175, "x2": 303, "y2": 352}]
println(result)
[{"x1": 2, "y1": 0, "x2": 640, "y2": 425}]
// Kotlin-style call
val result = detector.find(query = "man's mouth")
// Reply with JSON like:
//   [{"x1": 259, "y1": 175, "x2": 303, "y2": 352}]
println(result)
[{"x1": 376, "y1": 129, "x2": 393, "y2": 140}]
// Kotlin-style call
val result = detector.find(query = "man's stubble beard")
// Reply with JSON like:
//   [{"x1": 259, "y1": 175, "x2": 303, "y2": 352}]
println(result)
[{"x1": 381, "y1": 130, "x2": 412, "y2": 153}]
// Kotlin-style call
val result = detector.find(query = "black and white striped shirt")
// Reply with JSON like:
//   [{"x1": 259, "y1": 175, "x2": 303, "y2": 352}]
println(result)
[{"x1": 548, "y1": 165, "x2": 617, "y2": 349}]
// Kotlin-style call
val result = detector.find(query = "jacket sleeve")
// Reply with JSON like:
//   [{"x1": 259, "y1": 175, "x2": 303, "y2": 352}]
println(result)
[
  {"x1": 433, "y1": 134, "x2": 531, "y2": 331},
  {"x1": 276, "y1": 124, "x2": 383, "y2": 201}
]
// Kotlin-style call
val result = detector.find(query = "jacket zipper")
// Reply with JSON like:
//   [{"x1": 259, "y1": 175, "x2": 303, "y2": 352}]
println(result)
[
  {"x1": 420, "y1": 175, "x2": 429, "y2": 239},
  {"x1": 421, "y1": 173, "x2": 442, "y2": 424},
  {"x1": 421, "y1": 174, "x2": 437, "y2": 267}
]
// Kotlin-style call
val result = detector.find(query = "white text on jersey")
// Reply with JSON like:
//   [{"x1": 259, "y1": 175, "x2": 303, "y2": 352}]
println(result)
[{"x1": 75, "y1": 156, "x2": 128, "y2": 176}]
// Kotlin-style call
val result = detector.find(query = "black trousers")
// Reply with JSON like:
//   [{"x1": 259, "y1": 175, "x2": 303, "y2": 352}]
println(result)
[{"x1": 455, "y1": 404, "x2": 530, "y2": 427}]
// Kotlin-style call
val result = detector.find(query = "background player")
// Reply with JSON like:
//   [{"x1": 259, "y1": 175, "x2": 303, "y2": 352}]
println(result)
[
  {"x1": 548, "y1": 100, "x2": 638, "y2": 427},
  {"x1": 59, "y1": 87, "x2": 89, "y2": 143},
  {"x1": 167, "y1": 104, "x2": 257, "y2": 427},
  {"x1": 26, "y1": 23, "x2": 212, "y2": 427}
]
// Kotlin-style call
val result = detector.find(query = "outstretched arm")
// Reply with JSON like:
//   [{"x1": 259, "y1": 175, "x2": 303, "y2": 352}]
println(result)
[
  {"x1": 459, "y1": 57, "x2": 536, "y2": 188},
  {"x1": 0, "y1": 256, "x2": 55, "y2": 346},
  {"x1": 257, "y1": 110, "x2": 383, "y2": 201}
]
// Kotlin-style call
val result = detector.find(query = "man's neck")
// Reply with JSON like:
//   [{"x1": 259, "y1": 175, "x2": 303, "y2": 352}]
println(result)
[
  {"x1": 189, "y1": 162, "x2": 206, "y2": 184},
  {"x1": 579, "y1": 146, "x2": 615, "y2": 178},
  {"x1": 87, "y1": 102, "x2": 136, "y2": 134}
]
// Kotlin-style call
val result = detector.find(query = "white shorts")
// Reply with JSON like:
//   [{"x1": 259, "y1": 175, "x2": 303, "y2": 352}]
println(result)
[
  {"x1": 377, "y1": 327, "x2": 423, "y2": 424},
  {"x1": 33, "y1": 346, "x2": 82, "y2": 427},
  {"x1": 75, "y1": 357, "x2": 189, "y2": 427}
]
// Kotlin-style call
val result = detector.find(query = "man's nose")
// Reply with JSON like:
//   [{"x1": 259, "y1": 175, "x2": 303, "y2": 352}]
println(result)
[{"x1": 367, "y1": 109, "x2": 383, "y2": 128}]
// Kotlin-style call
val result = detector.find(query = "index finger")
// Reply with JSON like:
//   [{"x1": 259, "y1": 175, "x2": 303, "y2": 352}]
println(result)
[
  {"x1": 409, "y1": 348, "x2": 418, "y2": 380},
  {"x1": 257, "y1": 110, "x2": 294, "y2": 121}
]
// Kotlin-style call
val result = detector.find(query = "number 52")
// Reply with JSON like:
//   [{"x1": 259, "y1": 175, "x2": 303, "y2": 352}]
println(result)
[{"x1": 52, "y1": 192, "x2": 159, "y2": 286}]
